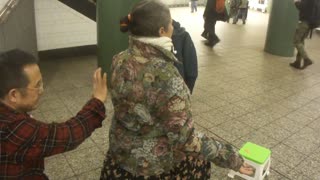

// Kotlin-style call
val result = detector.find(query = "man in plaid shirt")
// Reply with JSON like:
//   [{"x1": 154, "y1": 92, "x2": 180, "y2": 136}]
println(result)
[{"x1": 0, "y1": 49, "x2": 107, "y2": 179}]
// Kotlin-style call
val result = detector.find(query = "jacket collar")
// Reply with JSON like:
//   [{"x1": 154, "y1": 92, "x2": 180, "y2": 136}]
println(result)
[{"x1": 128, "y1": 36, "x2": 179, "y2": 64}]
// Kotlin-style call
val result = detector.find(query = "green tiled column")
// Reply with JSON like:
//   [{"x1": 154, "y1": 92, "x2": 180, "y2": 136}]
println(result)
[
  {"x1": 264, "y1": 0, "x2": 298, "y2": 57},
  {"x1": 97, "y1": 0, "x2": 140, "y2": 85}
]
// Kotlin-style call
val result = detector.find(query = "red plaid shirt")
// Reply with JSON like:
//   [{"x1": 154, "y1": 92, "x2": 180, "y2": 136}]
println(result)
[{"x1": 0, "y1": 98, "x2": 106, "y2": 179}]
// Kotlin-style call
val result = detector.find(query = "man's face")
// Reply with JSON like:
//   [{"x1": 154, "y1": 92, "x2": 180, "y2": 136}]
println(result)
[{"x1": 15, "y1": 64, "x2": 44, "y2": 112}]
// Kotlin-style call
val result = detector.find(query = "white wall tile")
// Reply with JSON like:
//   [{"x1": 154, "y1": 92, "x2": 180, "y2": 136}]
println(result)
[
  {"x1": 0, "y1": 0, "x2": 8, "y2": 11},
  {"x1": 35, "y1": 0, "x2": 97, "y2": 51}
]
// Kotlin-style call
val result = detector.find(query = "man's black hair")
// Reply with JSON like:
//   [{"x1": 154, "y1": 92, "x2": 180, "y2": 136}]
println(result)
[{"x1": 0, "y1": 49, "x2": 38, "y2": 99}]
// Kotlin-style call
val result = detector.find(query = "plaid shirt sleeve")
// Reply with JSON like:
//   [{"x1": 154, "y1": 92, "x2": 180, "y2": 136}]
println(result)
[{"x1": 4, "y1": 98, "x2": 106, "y2": 159}]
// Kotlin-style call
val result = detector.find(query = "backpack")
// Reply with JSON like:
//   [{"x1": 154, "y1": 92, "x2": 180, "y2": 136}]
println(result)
[
  {"x1": 309, "y1": 0, "x2": 320, "y2": 29},
  {"x1": 216, "y1": 0, "x2": 226, "y2": 13}
]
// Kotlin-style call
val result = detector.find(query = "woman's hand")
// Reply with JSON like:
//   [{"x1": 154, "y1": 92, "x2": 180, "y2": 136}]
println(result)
[{"x1": 239, "y1": 163, "x2": 254, "y2": 176}]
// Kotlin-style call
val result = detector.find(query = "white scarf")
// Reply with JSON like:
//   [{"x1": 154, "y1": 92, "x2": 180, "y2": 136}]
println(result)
[{"x1": 133, "y1": 36, "x2": 176, "y2": 54}]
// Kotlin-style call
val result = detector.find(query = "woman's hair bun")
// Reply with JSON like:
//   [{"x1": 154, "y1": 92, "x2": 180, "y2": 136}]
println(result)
[{"x1": 120, "y1": 15, "x2": 130, "y2": 33}]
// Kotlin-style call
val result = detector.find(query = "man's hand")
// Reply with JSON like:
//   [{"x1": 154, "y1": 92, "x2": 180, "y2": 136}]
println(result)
[
  {"x1": 239, "y1": 163, "x2": 254, "y2": 176},
  {"x1": 93, "y1": 68, "x2": 107, "y2": 102}
]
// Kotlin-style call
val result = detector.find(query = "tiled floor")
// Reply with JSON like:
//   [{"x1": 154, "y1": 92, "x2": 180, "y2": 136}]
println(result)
[{"x1": 35, "y1": 7, "x2": 320, "y2": 180}]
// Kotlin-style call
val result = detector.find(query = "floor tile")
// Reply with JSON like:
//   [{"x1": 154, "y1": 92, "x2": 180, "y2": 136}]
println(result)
[
  {"x1": 259, "y1": 123, "x2": 293, "y2": 142},
  {"x1": 44, "y1": 155, "x2": 75, "y2": 180},
  {"x1": 240, "y1": 131, "x2": 279, "y2": 149},
  {"x1": 77, "y1": 168, "x2": 101, "y2": 180},
  {"x1": 216, "y1": 119, "x2": 255, "y2": 138},
  {"x1": 271, "y1": 143, "x2": 306, "y2": 168},
  {"x1": 64, "y1": 146, "x2": 104, "y2": 175},
  {"x1": 282, "y1": 134, "x2": 319, "y2": 155},
  {"x1": 294, "y1": 127, "x2": 320, "y2": 145},
  {"x1": 273, "y1": 117, "x2": 304, "y2": 133}
]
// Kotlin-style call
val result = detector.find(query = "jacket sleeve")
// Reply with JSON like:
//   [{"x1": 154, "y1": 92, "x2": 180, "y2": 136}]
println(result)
[
  {"x1": 157, "y1": 63, "x2": 243, "y2": 171},
  {"x1": 182, "y1": 33, "x2": 198, "y2": 94},
  {"x1": 185, "y1": 133, "x2": 244, "y2": 171},
  {"x1": 6, "y1": 98, "x2": 106, "y2": 159}
]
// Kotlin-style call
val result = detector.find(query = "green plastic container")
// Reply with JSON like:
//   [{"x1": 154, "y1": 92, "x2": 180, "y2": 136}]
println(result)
[{"x1": 239, "y1": 142, "x2": 271, "y2": 165}]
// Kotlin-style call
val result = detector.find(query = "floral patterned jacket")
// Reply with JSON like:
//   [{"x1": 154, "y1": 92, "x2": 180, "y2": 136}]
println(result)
[{"x1": 108, "y1": 36, "x2": 243, "y2": 176}]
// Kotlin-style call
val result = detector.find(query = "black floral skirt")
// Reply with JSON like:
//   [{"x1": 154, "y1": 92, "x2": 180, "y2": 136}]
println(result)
[{"x1": 100, "y1": 153, "x2": 211, "y2": 180}]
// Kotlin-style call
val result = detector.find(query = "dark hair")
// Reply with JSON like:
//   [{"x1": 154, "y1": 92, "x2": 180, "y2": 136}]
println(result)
[
  {"x1": 120, "y1": 0, "x2": 171, "y2": 37},
  {"x1": 0, "y1": 49, "x2": 38, "y2": 99}
]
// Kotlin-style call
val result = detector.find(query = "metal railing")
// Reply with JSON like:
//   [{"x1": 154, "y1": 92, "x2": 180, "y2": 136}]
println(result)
[{"x1": 0, "y1": 0, "x2": 20, "y2": 24}]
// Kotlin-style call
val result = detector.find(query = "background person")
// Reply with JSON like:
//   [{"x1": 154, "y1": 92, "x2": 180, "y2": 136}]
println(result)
[
  {"x1": 172, "y1": 19, "x2": 198, "y2": 94},
  {"x1": 202, "y1": 0, "x2": 228, "y2": 47},
  {"x1": 290, "y1": 0, "x2": 319, "y2": 69},
  {"x1": 191, "y1": 0, "x2": 198, "y2": 13}
]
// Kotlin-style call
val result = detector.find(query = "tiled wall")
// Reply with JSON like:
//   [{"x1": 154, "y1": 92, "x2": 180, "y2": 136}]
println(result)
[
  {"x1": 0, "y1": 0, "x2": 7, "y2": 10},
  {"x1": 0, "y1": 0, "x2": 38, "y2": 58},
  {"x1": 160, "y1": 0, "x2": 206, "y2": 6},
  {"x1": 35, "y1": 0, "x2": 96, "y2": 51}
]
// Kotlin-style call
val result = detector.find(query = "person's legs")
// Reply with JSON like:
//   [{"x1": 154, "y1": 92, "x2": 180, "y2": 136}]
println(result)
[
  {"x1": 227, "y1": 9, "x2": 234, "y2": 23},
  {"x1": 290, "y1": 52, "x2": 302, "y2": 68},
  {"x1": 205, "y1": 20, "x2": 220, "y2": 47},
  {"x1": 291, "y1": 21, "x2": 312, "y2": 69},
  {"x1": 233, "y1": 10, "x2": 240, "y2": 24},
  {"x1": 191, "y1": 1, "x2": 196, "y2": 13},
  {"x1": 202, "y1": 19, "x2": 210, "y2": 39},
  {"x1": 194, "y1": 1, "x2": 197, "y2": 12},
  {"x1": 241, "y1": 9, "x2": 246, "y2": 24}
]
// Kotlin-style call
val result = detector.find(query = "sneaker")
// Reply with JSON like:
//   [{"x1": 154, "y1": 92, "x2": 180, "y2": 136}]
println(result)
[
  {"x1": 204, "y1": 42, "x2": 214, "y2": 47},
  {"x1": 302, "y1": 58, "x2": 313, "y2": 69},
  {"x1": 205, "y1": 39, "x2": 220, "y2": 48},
  {"x1": 212, "y1": 38, "x2": 220, "y2": 46},
  {"x1": 201, "y1": 32, "x2": 208, "y2": 40},
  {"x1": 289, "y1": 60, "x2": 302, "y2": 69}
]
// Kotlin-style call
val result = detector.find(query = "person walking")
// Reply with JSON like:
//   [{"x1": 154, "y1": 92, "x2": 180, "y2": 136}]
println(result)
[
  {"x1": 202, "y1": 0, "x2": 228, "y2": 47},
  {"x1": 227, "y1": 0, "x2": 241, "y2": 23},
  {"x1": 290, "y1": 0, "x2": 320, "y2": 69},
  {"x1": 191, "y1": 0, "x2": 198, "y2": 13},
  {"x1": 233, "y1": 0, "x2": 249, "y2": 24}
]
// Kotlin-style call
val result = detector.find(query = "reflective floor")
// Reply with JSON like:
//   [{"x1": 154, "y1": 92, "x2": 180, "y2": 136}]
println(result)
[{"x1": 35, "y1": 7, "x2": 320, "y2": 180}]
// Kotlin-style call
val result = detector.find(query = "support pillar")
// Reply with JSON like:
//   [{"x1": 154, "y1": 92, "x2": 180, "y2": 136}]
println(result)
[
  {"x1": 264, "y1": 0, "x2": 298, "y2": 57},
  {"x1": 97, "y1": 0, "x2": 141, "y2": 85}
]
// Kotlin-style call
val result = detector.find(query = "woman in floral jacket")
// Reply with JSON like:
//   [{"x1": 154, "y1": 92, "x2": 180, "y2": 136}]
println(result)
[{"x1": 100, "y1": 0, "x2": 253, "y2": 179}]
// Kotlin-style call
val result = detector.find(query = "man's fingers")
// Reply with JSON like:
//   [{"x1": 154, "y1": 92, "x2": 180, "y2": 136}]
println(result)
[
  {"x1": 102, "y1": 73, "x2": 107, "y2": 85},
  {"x1": 94, "y1": 68, "x2": 100, "y2": 79}
]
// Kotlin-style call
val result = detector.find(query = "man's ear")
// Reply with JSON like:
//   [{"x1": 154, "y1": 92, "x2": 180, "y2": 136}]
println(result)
[{"x1": 7, "y1": 89, "x2": 20, "y2": 103}]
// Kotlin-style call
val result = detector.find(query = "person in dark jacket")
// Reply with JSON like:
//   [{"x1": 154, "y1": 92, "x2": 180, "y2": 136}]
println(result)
[
  {"x1": 290, "y1": 0, "x2": 316, "y2": 69},
  {"x1": 202, "y1": 0, "x2": 228, "y2": 47},
  {"x1": 172, "y1": 20, "x2": 198, "y2": 94}
]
